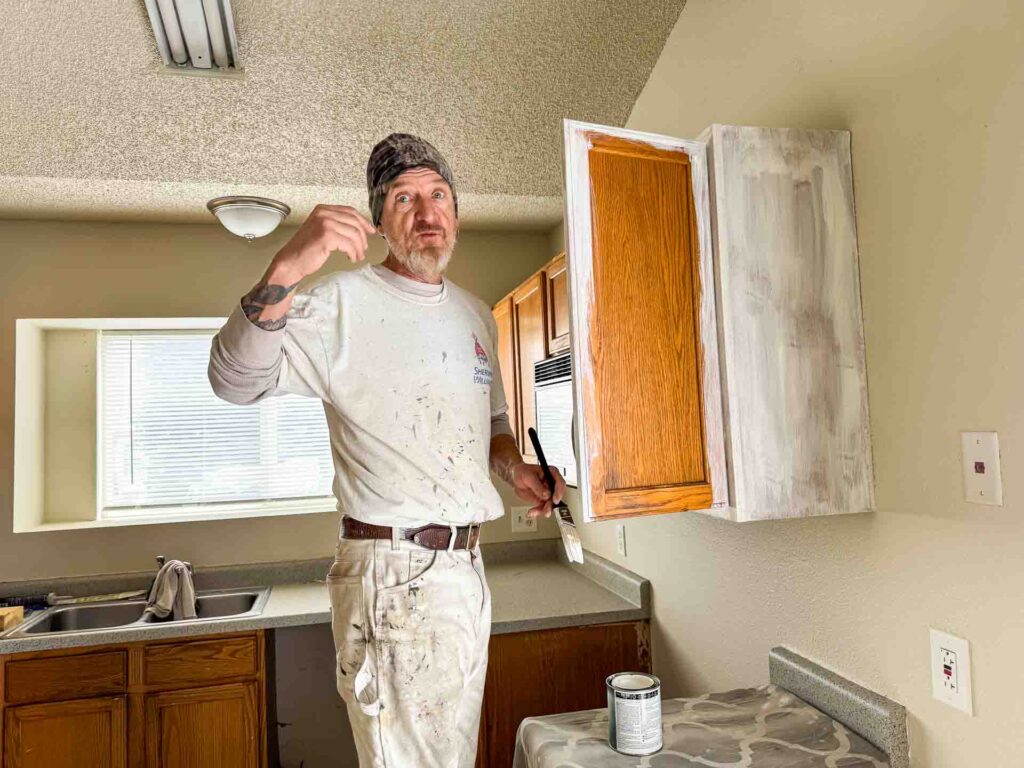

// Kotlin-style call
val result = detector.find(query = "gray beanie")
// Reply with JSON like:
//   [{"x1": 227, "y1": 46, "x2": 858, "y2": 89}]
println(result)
[{"x1": 366, "y1": 133, "x2": 459, "y2": 227}]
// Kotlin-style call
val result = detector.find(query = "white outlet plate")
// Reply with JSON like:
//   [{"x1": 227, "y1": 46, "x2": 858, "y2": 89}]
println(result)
[
  {"x1": 930, "y1": 628, "x2": 973, "y2": 715},
  {"x1": 511, "y1": 506, "x2": 537, "y2": 533},
  {"x1": 616, "y1": 524, "x2": 626, "y2": 557},
  {"x1": 961, "y1": 431, "x2": 1002, "y2": 505}
]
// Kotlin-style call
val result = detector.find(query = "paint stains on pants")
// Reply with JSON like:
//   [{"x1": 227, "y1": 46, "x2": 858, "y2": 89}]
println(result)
[{"x1": 327, "y1": 536, "x2": 491, "y2": 768}]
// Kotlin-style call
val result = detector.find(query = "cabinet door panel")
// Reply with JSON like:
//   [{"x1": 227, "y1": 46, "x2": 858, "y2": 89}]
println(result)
[
  {"x1": 563, "y1": 120, "x2": 727, "y2": 521},
  {"x1": 491, "y1": 296, "x2": 518, "y2": 445},
  {"x1": 479, "y1": 622, "x2": 649, "y2": 768},
  {"x1": 512, "y1": 274, "x2": 548, "y2": 462},
  {"x1": 544, "y1": 253, "x2": 571, "y2": 354},
  {"x1": 4, "y1": 696, "x2": 126, "y2": 768},
  {"x1": 145, "y1": 682, "x2": 258, "y2": 768}
]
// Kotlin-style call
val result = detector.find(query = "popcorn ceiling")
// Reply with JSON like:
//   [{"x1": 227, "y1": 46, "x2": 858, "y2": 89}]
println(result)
[{"x1": 0, "y1": 0, "x2": 685, "y2": 227}]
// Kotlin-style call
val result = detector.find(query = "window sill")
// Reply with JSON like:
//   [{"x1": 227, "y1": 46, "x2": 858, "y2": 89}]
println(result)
[{"x1": 16, "y1": 501, "x2": 338, "y2": 533}]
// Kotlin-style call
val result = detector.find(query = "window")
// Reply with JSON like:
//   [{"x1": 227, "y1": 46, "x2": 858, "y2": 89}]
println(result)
[
  {"x1": 99, "y1": 330, "x2": 334, "y2": 518},
  {"x1": 13, "y1": 318, "x2": 335, "y2": 531}
]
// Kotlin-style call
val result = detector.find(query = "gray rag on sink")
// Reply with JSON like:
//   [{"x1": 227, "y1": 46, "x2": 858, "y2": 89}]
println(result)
[{"x1": 144, "y1": 560, "x2": 197, "y2": 620}]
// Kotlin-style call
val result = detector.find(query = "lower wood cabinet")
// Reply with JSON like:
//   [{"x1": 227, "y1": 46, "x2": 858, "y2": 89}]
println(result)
[
  {"x1": 145, "y1": 683, "x2": 259, "y2": 768},
  {"x1": 0, "y1": 631, "x2": 265, "y2": 768},
  {"x1": 4, "y1": 695, "x2": 126, "y2": 768},
  {"x1": 476, "y1": 620, "x2": 650, "y2": 768}
]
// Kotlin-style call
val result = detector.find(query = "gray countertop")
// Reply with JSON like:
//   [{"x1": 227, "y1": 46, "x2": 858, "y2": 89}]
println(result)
[{"x1": 0, "y1": 540, "x2": 649, "y2": 655}]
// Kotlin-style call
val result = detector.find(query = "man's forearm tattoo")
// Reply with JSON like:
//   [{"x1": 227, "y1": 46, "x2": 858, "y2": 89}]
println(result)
[{"x1": 241, "y1": 279, "x2": 299, "y2": 331}]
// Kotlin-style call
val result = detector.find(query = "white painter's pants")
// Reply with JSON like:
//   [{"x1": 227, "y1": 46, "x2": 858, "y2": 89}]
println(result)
[{"x1": 327, "y1": 536, "x2": 491, "y2": 768}]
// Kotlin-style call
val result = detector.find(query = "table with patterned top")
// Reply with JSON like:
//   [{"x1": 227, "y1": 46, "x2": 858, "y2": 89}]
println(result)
[{"x1": 513, "y1": 684, "x2": 890, "y2": 768}]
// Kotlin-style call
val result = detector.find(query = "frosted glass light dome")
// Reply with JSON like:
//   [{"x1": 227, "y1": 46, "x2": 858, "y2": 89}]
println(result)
[{"x1": 207, "y1": 196, "x2": 291, "y2": 239}]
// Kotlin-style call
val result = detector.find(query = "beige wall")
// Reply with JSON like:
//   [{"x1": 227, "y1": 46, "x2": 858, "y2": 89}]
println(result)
[
  {"x1": 0, "y1": 219, "x2": 559, "y2": 581},
  {"x1": 564, "y1": 0, "x2": 1024, "y2": 765}
]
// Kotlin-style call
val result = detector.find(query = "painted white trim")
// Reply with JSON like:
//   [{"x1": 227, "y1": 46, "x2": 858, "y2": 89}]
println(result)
[
  {"x1": 16, "y1": 317, "x2": 226, "y2": 331},
  {"x1": 18, "y1": 500, "x2": 337, "y2": 533},
  {"x1": 561, "y1": 119, "x2": 729, "y2": 522}
]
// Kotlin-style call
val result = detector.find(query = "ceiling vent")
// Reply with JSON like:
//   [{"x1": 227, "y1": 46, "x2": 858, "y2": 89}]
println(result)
[{"x1": 143, "y1": 0, "x2": 241, "y2": 73}]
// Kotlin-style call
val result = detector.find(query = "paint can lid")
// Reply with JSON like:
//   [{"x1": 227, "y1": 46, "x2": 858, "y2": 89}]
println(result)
[{"x1": 607, "y1": 673, "x2": 660, "y2": 691}]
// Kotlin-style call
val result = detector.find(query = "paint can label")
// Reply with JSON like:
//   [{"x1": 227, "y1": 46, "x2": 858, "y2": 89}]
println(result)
[{"x1": 607, "y1": 673, "x2": 662, "y2": 755}]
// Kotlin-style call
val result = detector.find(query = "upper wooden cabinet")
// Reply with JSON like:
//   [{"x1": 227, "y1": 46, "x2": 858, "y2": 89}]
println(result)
[
  {"x1": 491, "y1": 297, "x2": 518, "y2": 445},
  {"x1": 564, "y1": 124, "x2": 728, "y2": 522},
  {"x1": 493, "y1": 253, "x2": 571, "y2": 463},
  {"x1": 511, "y1": 273, "x2": 548, "y2": 463},
  {"x1": 544, "y1": 253, "x2": 570, "y2": 354},
  {"x1": 563, "y1": 120, "x2": 874, "y2": 522}
]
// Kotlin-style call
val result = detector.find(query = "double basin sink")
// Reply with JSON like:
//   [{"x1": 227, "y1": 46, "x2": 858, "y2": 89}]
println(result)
[{"x1": 4, "y1": 587, "x2": 271, "y2": 638}]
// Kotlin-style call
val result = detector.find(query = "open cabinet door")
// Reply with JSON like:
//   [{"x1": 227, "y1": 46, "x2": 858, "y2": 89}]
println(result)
[{"x1": 562, "y1": 120, "x2": 727, "y2": 523}]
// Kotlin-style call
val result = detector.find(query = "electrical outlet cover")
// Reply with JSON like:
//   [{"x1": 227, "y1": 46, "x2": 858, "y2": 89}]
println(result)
[
  {"x1": 930, "y1": 628, "x2": 973, "y2": 715},
  {"x1": 961, "y1": 431, "x2": 1002, "y2": 505},
  {"x1": 511, "y1": 506, "x2": 537, "y2": 533}
]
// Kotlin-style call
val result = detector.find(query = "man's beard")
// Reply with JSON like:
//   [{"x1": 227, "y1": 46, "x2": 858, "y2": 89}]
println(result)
[{"x1": 388, "y1": 235, "x2": 456, "y2": 282}]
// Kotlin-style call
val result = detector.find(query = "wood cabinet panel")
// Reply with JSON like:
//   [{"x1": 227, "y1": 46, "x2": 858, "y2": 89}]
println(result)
[
  {"x1": 145, "y1": 683, "x2": 258, "y2": 768},
  {"x1": 492, "y1": 296, "x2": 518, "y2": 444},
  {"x1": 4, "y1": 651, "x2": 126, "y2": 706},
  {"x1": 143, "y1": 636, "x2": 257, "y2": 690},
  {"x1": 479, "y1": 621, "x2": 650, "y2": 768},
  {"x1": 512, "y1": 273, "x2": 548, "y2": 462},
  {"x1": 4, "y1": 696, "x2": 126, "y2": 768},
  {"x1": 563, "y1": 121, "x2": 728, "y2": 522},
  {"x1": 544, "y1": 253, "x2": 570, "y2": 354}
]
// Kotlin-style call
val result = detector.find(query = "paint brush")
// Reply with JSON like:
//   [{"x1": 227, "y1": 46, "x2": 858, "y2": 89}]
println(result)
[
  {"x1": 527, "y1": 427, "x2": 583, "y2": 563},
  {"x1": 527, "y1": 427, "x2": 564, "y2": 509}
]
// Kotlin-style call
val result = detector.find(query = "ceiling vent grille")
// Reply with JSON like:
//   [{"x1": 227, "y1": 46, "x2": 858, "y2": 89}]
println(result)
[{"x1": 143, "y1": 0, "x2": 241, "y2": 73}]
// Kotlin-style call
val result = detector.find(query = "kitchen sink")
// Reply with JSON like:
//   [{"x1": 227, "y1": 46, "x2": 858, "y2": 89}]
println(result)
[
  {"x1": 4, "y1": 587, "x2": 271, "y2": 638},
  {"x1": 21, "y1": 602, "x2": 147, "y2": 633}
]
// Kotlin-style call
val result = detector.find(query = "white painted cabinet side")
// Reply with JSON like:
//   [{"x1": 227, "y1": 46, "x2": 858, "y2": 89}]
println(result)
[{"x1": 707, "y1": 125, "x2": 875, "y2": 521}]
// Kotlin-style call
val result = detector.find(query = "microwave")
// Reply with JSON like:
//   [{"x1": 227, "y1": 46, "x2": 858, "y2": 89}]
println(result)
[{"x1": 533, "y1": 352, "x2": 578, "y2": 487}]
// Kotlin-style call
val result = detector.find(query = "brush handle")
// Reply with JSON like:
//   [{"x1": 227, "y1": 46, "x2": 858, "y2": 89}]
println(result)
[{"x1": 527, "y1": 427, "x2": 557, "y2": 498}]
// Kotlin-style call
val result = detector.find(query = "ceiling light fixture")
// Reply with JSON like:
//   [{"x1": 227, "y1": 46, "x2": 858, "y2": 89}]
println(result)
[
  {"x1": 207, "y1": 197, "x2": 291, "y2": 240},
  {"x1": 144, "y1": 0, "x2": 241, "y2": 73}
]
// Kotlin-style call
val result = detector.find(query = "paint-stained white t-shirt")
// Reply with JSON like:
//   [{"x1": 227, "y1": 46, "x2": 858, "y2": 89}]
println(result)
[{"x1": 209, "y1": 265, "x2": 510, "y2": 528}]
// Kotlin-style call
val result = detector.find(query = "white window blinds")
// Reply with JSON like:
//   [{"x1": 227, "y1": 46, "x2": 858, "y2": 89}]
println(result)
[{"x1": 99, "y1": 331, "x2": 333, "y2": 517}]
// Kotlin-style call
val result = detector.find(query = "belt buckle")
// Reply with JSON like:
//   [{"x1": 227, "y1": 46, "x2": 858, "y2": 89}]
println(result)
[{"x1": 466, "y1": 522, "x2": 479, "y2": 549}]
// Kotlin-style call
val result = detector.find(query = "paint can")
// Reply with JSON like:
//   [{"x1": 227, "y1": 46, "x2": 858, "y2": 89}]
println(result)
[{"x1": 606, "y1": 672, "x2": 662, "y2": 755}]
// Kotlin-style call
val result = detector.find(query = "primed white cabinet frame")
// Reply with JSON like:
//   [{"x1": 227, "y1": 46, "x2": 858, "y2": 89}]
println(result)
[
  {"x1": 562, "y1": 119, "x2": 730, "y2": 523},
  {"x1": 702, "y1": 125, "x2": 875, "y2": 520},
  {"x1": 562, "y1": 121, "x2": 875, "y2": 523}
]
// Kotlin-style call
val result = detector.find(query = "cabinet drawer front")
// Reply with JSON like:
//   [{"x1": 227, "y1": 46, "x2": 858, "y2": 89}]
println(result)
[
  {"x1": 143, "y1": 636, "x2": 258, "y2": 689},
  {"x1": 5, "y1": 651, "x2": 127, "y2": 705}
]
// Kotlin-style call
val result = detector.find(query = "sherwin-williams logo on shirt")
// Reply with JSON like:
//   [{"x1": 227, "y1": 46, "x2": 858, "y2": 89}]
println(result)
[{"x1": 472, "y1": 334, "x2": 492, "y2": 385}]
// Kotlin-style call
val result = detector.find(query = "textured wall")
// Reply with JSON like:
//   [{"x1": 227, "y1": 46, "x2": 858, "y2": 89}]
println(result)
[
  {"x1": 0, "y1": 0, "x2": 684, "y2": 227},
  {"x1": 0, "y1": 220, "x2": 558, "y2": 581},
  {"x1": 565, "y1": 0, "x2": 1024, "y2": 765}
]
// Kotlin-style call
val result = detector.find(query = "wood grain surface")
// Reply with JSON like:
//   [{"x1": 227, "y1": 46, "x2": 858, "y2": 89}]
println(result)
[
  {"x1": 5, "y1": 650, "x2": 126, "y2": 705},
  {"x1": 4, "y1": 695, "x2": 126, "y2": 768},
  {"x1": 145, "y1": 682, "x2": 258, "y2": 768},
  {"x1": 544, "y1": 253, "x2": 571, "y2": 354},
  {"x1": 492, "y1": 296, "x2": 519, "y2": 444},
  {"x1": 512, "y1": 272, "x2": 548, "y2": 463},
  {"x1": 478, "y1": 621, "x2": 650, "y2": 768},
  {"x1": 562, "y1": 120, "x2": 729, "y2": 522}
]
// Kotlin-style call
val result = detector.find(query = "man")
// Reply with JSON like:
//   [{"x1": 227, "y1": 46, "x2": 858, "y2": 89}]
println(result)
[{"x1": 208, "y1": 133, "x2": 566, "y2": 767}]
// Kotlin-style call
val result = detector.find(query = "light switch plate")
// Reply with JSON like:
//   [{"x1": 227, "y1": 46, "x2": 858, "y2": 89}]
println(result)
[
  {"x1": 961, "y1": 431, "x2": 1002, "y2": 505},
  {"x1": 616, "y1": 524, "x2": 627, "y2": 557},
  {"x1": 510, "y1": 506, "x2": 537, "y2": 533},
  {"x1": 930, "y1": 628, "x2": 973, "y2": 715}
]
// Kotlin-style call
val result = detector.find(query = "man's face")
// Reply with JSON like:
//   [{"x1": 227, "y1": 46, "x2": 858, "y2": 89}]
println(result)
[{"x1": 378, "y1": 167, "x2": 458, "y2": 282}]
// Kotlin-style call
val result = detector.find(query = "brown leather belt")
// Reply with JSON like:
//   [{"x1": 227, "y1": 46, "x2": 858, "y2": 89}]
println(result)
[{"x1": 342, "y1": 516, "x2": 481, "y2": 551}]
